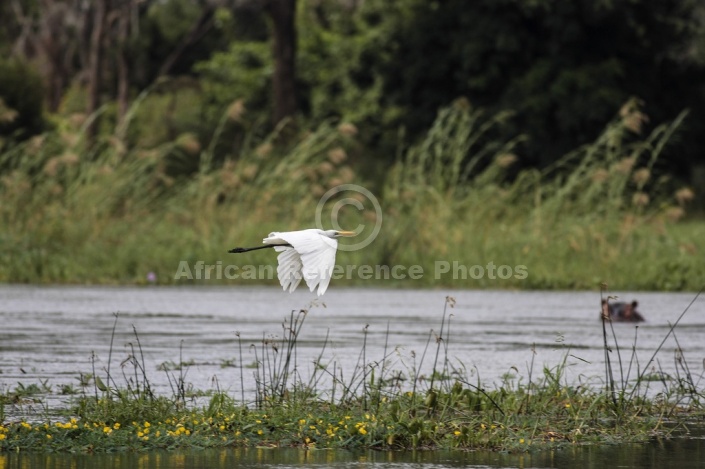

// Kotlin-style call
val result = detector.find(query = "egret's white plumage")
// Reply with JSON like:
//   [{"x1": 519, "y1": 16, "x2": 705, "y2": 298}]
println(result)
[{"x1": 230, "y1": 228, "x2": 355, "y2": 296}]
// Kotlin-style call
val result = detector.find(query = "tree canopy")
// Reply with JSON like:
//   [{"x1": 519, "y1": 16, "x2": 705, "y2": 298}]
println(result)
[{"x1": 1, "y1": 0, "x2": 704, "y2": 178}]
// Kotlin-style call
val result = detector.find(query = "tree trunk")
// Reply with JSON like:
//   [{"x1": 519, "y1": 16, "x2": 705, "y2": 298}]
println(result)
[
  {"x1": 265, "y1": 0, "x2": 297, "y2": 126},
  {"x1": 11, "y1": 0, "x2": 78, "y2": 112},
  {"x1": 116, "y1": 0, "x2": 130, "y2": 125},
  {"x1": 86, "y1": 0, "x2": 108, "y2": 142}
]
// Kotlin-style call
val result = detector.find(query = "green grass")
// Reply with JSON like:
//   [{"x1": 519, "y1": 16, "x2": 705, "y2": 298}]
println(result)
[
  {"x1": 1, "y1": 297, "x2": 703, "y2": 453},
  {"x1": 0, "y1": 97, "x2": 703, "y2": 289}
]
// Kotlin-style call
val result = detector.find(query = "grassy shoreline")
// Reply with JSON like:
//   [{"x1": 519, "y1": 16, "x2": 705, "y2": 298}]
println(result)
[
  {"x1": 2, "y1": 101, "x2": 703, "y2": 290},
  {"x1": 1, "y1": 215, "x2": 703, "y2": 290}
]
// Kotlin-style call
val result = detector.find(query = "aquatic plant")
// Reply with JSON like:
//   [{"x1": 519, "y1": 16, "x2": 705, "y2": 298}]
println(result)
[{"x1": 599, "y1": 284, "x2": 705, "y2": 419}]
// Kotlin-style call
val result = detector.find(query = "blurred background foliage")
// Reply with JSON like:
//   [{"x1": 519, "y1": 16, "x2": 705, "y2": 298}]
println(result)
[
  {"x1": 1, "y1": 0, "x2": 704, "y2": 177},
  {"x1": 0, "y1": 0, "x2": 703, "y2": 287}
]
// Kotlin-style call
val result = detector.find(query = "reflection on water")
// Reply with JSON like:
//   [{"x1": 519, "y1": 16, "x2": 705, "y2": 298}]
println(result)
[
  {"x1": 1, "y1": 431, "x2": 705, "y2": 469},
  {"x1": 0, "y1": 286, "x2": 704, "y2": 412}
]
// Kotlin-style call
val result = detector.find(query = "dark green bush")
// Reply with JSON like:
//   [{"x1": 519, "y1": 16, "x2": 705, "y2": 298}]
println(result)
[{"x1": 0, "y1": 57, "x2": 45, "y2": 140}]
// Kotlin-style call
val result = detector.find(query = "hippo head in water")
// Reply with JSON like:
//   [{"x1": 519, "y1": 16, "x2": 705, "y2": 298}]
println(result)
[{"x1": 601, "y1": 299, "x2": 645, "y2": 322}]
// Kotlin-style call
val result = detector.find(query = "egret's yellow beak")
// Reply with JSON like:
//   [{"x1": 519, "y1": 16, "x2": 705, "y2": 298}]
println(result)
[{"x1": 337, "y1": 230, "x2": 356, "y2": 237}]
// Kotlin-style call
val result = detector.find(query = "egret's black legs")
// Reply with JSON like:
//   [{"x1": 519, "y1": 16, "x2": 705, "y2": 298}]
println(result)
[{"x1": 228, "y1": 244, "x2": 292, "y2": 253}]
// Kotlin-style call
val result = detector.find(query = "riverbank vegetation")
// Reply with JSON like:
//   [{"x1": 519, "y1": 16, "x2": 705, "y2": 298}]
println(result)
[
  {"x1": 0, "y1": 96, "x2": 703, "y2": 290},
  {"x1": 1, "y1": 297, "x2": 703, "y2": 453}
]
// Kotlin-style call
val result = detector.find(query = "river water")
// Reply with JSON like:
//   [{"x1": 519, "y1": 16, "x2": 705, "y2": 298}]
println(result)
[
  {"x1": 1, "y1": 285, "x2": 704, "y2": 468},
  {"x1": 1, "y1": 285, "x2": 704, "y2": 410},
  {"x1": 2, "y1": 435, "x2": 705, "y2": 469}
]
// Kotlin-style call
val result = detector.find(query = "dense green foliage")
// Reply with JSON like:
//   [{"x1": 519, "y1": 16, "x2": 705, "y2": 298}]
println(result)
[
  {"x1": 340, "y1": 0, "x2": 705, "y2": 169},
  {"x1": 0, "y1": 57, "x2": 45, "y2": 140},
  {"x1": 2, "y1": 0, "x2": 705, "y2": 176}
]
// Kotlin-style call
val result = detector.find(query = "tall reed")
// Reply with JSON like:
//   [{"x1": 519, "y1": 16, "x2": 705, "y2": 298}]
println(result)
[{"x1": 0, "y1": 96, "x2": 701, "y2": 289}]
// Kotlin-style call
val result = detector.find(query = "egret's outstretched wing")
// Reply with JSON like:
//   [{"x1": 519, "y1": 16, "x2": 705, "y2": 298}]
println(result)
[
  {"x1": 297, "y1": 237, "x2": 337, "y2": 296},
  {"x1": 266, "y1": 230, "x2": 338, "y2": 296},
  {"x1": 273, "y1": 245, "x2": 303, "y2": 293}
]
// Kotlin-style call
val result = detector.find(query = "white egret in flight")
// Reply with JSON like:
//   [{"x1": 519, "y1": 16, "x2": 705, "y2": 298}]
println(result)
[{"x1": 229, "y1": 229, "x2": 356, "y2": 296}]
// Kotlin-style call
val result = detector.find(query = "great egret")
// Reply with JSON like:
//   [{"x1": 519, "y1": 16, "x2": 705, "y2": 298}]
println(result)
[{"x1": 229, "y1": 229, "x2": 356, "y2": 296}]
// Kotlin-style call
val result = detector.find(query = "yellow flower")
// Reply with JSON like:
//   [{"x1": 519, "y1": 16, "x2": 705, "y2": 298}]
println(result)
[
  {"x1": 0, "y1": 434, "x2": 6, "y2": 441},
  {"x1": 113, "y1": 423, "x2": 121, "y2": 430},
  {"x1": 137, "y1": 431, "x2": 144, "y2": 438},
  {"x1": 565, "y1": 403, "x2": 571, "y2": 408},
  {"x1": 358, "y1": 427, "x2": 367, "y2": 435},
  {"x1": 103, "y1": 427, "x2": 112, "y2": 434},
  {"x1": 257, "y1": 430, "x2": 263, "y2": 435},
  {"x1": 144, "y1": 422, "x2": 151, "y2": 428},
  {"x1": 454, "y1": 431, "x2": 461, "y2": 436},
  {"x1": 519, "y1": 438, "x2": 525, "y2": 444},
  {"x1": 155, "y1": 431, "x2": 161, "y2": 437},
  {"x1": 46, "y1": 434, "x2": 51, "y2": 439},
  {"x1": 299, "y1": 419, "x2": 306, "y2": 425},
  {"x1": 235, "y1": 431, "x2": 241, "y2": 437},
  {"x1": 219, "y1": 425, "x2": 225, "y2": 431}
]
